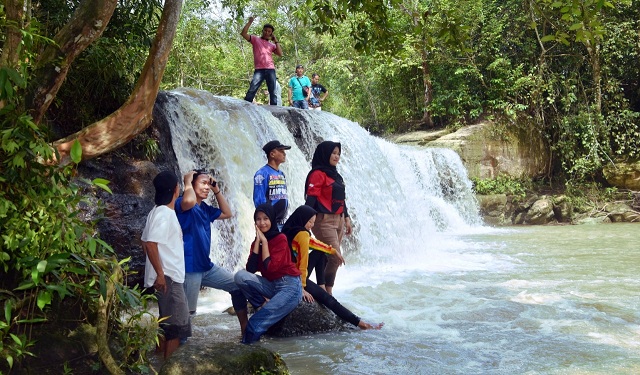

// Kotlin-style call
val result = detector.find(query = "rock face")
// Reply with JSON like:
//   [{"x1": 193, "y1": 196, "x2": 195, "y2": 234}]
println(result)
[
  {"x1": 267, "y1": 301, "x2": 350, "y2": 337},
  {"x1": 477, "y1": 193, "x2": 639, "y2": 226},
  {"x1": 603, "y1": 160, "x2": 640, "y2": 190},
  {"x1": 394, "y1": 122, "x2": 550, "y2": 180},
  {"x1": 160, "y1": 342, "x2": 288, "y2": 375}
]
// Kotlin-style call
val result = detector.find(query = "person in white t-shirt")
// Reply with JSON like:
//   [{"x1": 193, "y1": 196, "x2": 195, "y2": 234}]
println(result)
[{"x1": 142, "y1": 171, "x2": 191, "y2": 358}]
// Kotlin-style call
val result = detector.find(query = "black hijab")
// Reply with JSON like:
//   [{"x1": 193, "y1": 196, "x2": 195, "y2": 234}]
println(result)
[
  {"x1": 254, "y1": 203, "x2": 280, "y2": 241},
  {"x1": 304, "y1": 141, "x2": 344, "y2": 194},
  {"x1": 281, "y1": 205, "x2": 317, "y2": 250}
]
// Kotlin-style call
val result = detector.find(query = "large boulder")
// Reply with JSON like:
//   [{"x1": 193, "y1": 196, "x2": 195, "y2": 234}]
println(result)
[
  {"x1": 393, "y1": 122, "x2": 549, "y2": 180},
  {"x1": 476, "y1": 194, "x2": 508, "y2": 226},
  {"x1": 604, "y1": 202, "x2": 640, "y2": 223},
  {"x1": 267, "y1": 301, "x2": 350, "y2": 337},
  {"x1": 603, "y1": 160, "x2": 640, "y2": 190},
  {"x1": 523, "y1": 196, "x2": 556, "y2": 225},
  {"x1": 160, "y1": 342, "x2": 288, "y2": 375}
]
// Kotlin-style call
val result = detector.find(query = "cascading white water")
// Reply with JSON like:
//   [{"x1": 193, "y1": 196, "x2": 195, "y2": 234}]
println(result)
[
  {"x1": 160, "y1": 87, "x2": 481, "y2": 269},
  {"x1": 153, "y1": 89, "x2": 640, "y2": 374}
]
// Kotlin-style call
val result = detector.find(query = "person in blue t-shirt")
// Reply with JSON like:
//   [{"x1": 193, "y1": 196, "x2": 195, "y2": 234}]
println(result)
[
  {"x1": 253, "y1": 140, "x2": 291, "y2": 230},
  {"x1": 287, "y1": 65, "x2": 311, "y2": 109},
  {"x1": 175, "y1": 170, "x2": 248, "y2": 334}
]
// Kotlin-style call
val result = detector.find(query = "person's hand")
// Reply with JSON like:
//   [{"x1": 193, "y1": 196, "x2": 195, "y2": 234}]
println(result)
[
  {"x1": 210, "y1": 176, "x2": 219, "y2": 191},
  {"x1": 154, "y1": 274, "x2": 167, "y2": 294},
  {"x1": 248, "y1": 16, "x2": 255, "y2": 23},
  {"x1": 302, "y1": 289, "x2": 314, "y2": 303},
  {"x1": 345, "y1": 217, "x2": 353, "y2": 235},
  {"x1": 255, "y1": 225, "x2": 267, "y2": 242},
  {"x1": 184, "y1": 171, "x2": 196, "y2": 186},
  {"x1": 271, "y1": 35, "x2": 278, "y2": 43},
  {"x1": 335, "y1": 250, "x2": 345, "y2": 266}
]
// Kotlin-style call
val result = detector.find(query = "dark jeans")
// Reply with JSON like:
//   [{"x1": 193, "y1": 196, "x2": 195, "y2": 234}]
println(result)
[
  {"x1": 244, "y1": 69, "x2": 277, "y2": 105},
  {"x1": 305, "y1": 279, "x2": 360, "y2": 327}
]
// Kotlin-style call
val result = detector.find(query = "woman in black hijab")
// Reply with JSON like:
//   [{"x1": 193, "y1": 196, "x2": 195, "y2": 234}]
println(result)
[
  {"x1": 304, "y1": 141, "x2": 352, "y2": 295},
  {"x1": 282, "y1": 205, "x2": 383, "y2": 330},
  {"x1": 234, "y1": 203, "x2": 302, "y2": 344}
]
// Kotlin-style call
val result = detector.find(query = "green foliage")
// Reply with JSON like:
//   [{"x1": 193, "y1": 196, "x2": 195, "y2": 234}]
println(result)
[
  {"x1": 0, "y1": 14, "x2": 156, "y2": 373},
  {"x1": 471, "y1": 176, "x2": 528, "y2": 197}
]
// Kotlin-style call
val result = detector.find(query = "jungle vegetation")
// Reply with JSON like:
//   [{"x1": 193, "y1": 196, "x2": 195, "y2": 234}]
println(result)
[{"x1": 0, "y1": 0, "x2": 638, "y2": 373}]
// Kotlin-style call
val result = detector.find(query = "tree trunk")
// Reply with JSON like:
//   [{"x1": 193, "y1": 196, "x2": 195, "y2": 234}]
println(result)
[
  {"x1": 29, "y1": 0, "x2": 119, "y2": 125},
  {"x1": 52, "y1": 0, "x2": 183, "y2": 164},
  {"x1": 0, "y1": 0, "x2": 25, "y2": 69},
  {"x1": 420, "y1": 46, "x2": 434, "y2": 127}
]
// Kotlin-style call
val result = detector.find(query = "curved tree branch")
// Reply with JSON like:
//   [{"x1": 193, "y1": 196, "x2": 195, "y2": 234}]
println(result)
[
  {"x1": 52, "y1": 0, "x2": 183, "y2": 165},
  {"x1": 30, "y1": 0, "x2": 119, "y2": 125}
]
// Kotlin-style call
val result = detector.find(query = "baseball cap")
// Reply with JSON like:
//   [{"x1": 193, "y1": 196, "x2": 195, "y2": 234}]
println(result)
[
  {"x1": 295, "y1": 64, "x2": 304, "y2": 69},
  {"x1": 153, "y1": 171, "x2": 178, "y2": 205},
  {"x1": 263, "y1": 140, "x2": 292, "y2": 155}
]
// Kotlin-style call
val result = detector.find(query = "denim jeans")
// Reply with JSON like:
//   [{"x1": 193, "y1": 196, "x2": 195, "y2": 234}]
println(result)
[
  {"x1": 184, "y1": 265, "x2": 247, "y2": 314},
  {"x1": 244, "y1": 69, "x2": 277, "y2": 105},
  {"x1": 234, "y1": 271, "x2": 302, "y2": 343},
  {"x1": 292, "y1": 99, "x2": 309, "y2": 109}
]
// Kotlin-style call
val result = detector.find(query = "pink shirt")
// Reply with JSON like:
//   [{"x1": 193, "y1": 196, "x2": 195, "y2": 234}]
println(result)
[{"x1": 250, "y1": 35, "x2": 277, "y2": 70}]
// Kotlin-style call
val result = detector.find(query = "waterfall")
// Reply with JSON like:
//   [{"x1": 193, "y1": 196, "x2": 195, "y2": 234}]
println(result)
[{"x1": 157, "y1": 88, "x2": 482, "y2": 270}]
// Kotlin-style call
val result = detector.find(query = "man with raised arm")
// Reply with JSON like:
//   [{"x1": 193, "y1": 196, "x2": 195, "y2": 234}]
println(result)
[
  {"x1": 241, "y1": 16, "x2": 283, "y2": 106},
  {"x1": 175, "y1": 170, "x2": 249, "y2": 334}
]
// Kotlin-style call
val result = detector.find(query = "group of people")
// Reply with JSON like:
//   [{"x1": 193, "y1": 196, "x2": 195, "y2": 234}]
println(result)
[
  {"x1": 241, "y1": 17, "x2": 329, "y2": 110},
  {"x1": 142, "y1": 140, "x2": 382, "y2": 358}
]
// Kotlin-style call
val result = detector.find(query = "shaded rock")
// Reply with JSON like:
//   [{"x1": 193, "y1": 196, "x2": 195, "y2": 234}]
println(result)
[
  {"x1": 523, "y1": 196, "x2": 555, "y2": 225},
  {"x1": 604, "y1": 202, "x2": 640, "y2": 223},
  {"x1": 160, "y1": 342, "x2": 288, "y2": 375},
  {"x1": 552, "y1": 195, "x2": 573, "y2": 223},
  {"x1": 603, "y1": 160, "x2": 640, "y2": 190},
  {"x1": 476, "y1": 194, "x2": 508, "y2": 226},
  {"x1": 267, "y1": 301, "x2": 350, "y2": 337}
]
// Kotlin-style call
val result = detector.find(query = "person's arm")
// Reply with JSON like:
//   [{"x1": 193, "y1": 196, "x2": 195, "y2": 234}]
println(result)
[
  {"x1": 253, "y1": 171, "x2": 268, "y2": 207},
  {"x1": 211, "y1": 178, "x2": 232, "y2": 219},
  {"x1": 287, "y1": 85, "x2": 293, "y2": 106},
  {"x1": 256, "y1": 227, "x2": 272, "y2": 269},
  {"x1": 246, "y1": 238, "x2": 260, "y2": 273},
  {"x1": 240, "y1": 16, "x2": 254, "y2": 42},
  {"x1": 294, "y1": 232, "x2": 310, "y2": 287},
  {"x1": 305, "y1": 78, "x2": 312, "y2": 100},
  {"x1": 180, "y1": 171, "x2": 197, "y2": 212},
  {"x1": 271, "y1": 35, "x2": 283, "y2": 57},
  {"x1": 143, "y1": 241, "x2": 166, "y2": 293},
  {"x1": 344, "y1": 215, "x2": 352, "y2": 235},
  {"x1": 320, "y1": 88, "x2": 329, "y2": 102}
]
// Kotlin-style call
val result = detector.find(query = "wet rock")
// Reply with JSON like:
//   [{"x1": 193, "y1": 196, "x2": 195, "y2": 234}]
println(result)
[
  {"x1": 477, "y1": 194, "x2": 508, "y2": 226},
  {"x1": 160, "y1": 342, "x2": 288, "y2": 375},
  {"x1": 523, "y1": 196, "x2": 555, "y2": 225},
  {"x1": 267, "y1": 301, "x2": 349, "y2": 337},
  {"x1": 604, "y1": 202, "x2": 640, "y2": 223},
  {"x1": 552, "y1": 195, "x2": 573, "y2": 223}
]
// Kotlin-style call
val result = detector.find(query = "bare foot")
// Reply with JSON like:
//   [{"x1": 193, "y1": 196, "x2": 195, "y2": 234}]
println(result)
[{"x1": 357, "y1": 321, "x2": 384, "y2": 330}]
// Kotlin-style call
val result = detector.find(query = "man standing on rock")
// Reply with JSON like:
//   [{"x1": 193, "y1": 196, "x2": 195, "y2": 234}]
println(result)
[
  {"x1": 241, "y1": 16, "x2": 283, "y2": 105},
  {"x1": 253, "y1": 140, "x2": 291, "y2": 230},
  {"x1": 175, "y1": 170, "x2": 249, "y2": 334}
]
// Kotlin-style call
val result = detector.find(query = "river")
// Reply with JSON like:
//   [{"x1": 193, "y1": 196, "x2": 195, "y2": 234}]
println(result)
[{"x1": 156, "y1": 89, "x2": 639, "y2": 374}]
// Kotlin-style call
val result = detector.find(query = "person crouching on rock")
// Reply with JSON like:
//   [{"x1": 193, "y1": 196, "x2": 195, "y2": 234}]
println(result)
[
  {"x1": 281, "y1": 205, "x2": 383, "y2": 330},
  {"x1": 234, "y1": 203, "x2": 303, "y2": 343}
]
